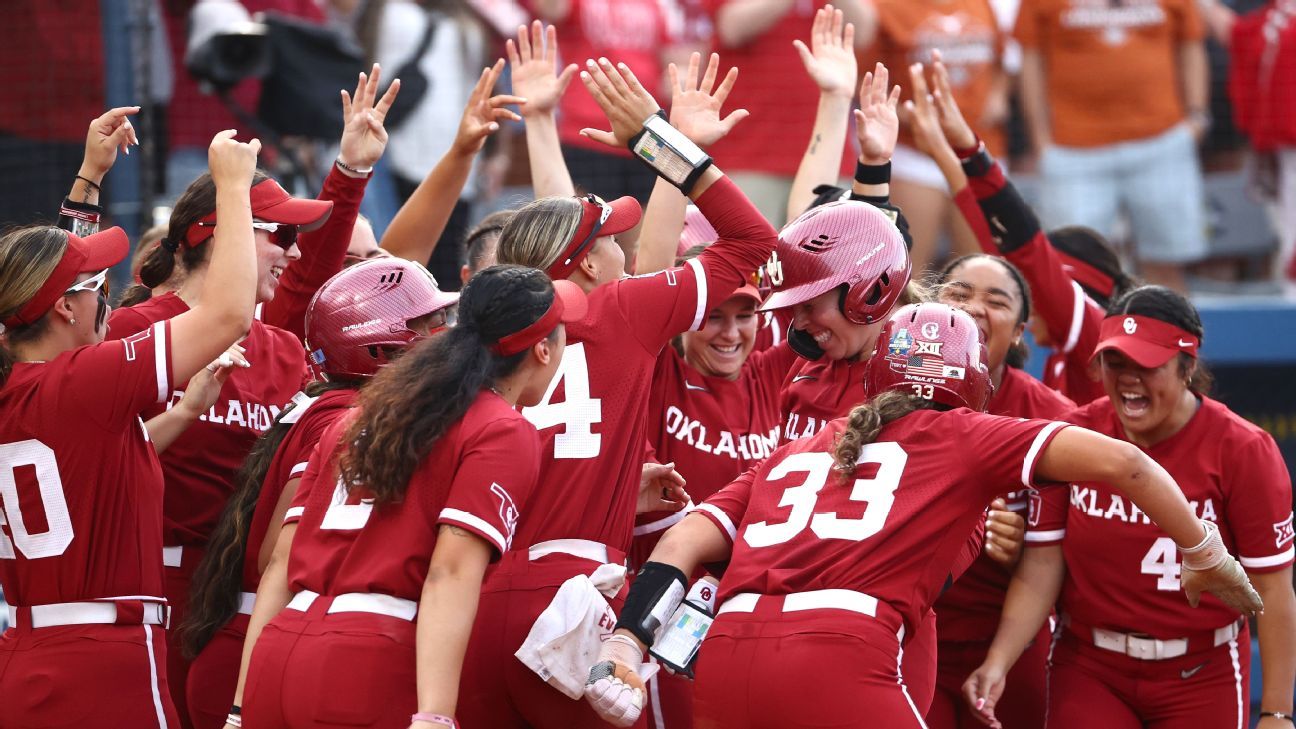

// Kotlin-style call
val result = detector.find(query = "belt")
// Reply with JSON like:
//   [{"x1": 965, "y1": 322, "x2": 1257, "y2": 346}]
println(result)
[
  {"x1": 1072, "y1": 617, "x2": 1244, "y2": 660},
  {"x1": 528, "y1": 539, "x2": 612, "y2": 564},
  {"x1": 8, "y1": 598, "x2": 170, "y2": 629},
  {"x1": 286, "y1": 590, "x2": 418, "y2": 621},
  {"x1": 238, "y1": 591, "x2": 256, "y2": 616},
  {"x1": 718, "y1": 589, "x2": 880, "y2": 618}
]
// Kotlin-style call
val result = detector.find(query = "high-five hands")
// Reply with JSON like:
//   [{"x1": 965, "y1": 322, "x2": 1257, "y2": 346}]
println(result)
[
  {"x1": 339, "y1": 63, "x2": 401, "y2": 172},
  {"x1": 508, "y1": 21, "x2": 578, "y2": 118},
  {"x1": 451, "y1": 59, "x2": 525, "y2": 157},
  {"x1": 855, "y1": 62, "x2": 901, "y2": 165},
  {"x1": 793, "y1": 4, "x2": 857, "y2": 100},
  {"x1": 667, "y1": 53, "x2": 749, "y2": 148}
]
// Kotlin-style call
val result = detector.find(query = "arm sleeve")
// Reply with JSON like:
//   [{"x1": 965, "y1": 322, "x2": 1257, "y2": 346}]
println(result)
[
  {"x1": 436, "y1": 417, "x2": 541, "y2": 557},
  {"x1": 64, "y1": 320, "x2": 175, "y2": 431},
  {"x1": 692, "y1": 464, "x2": 757, "y2": 545},
  {"x1": 1025, "y1": 484, "x2": 1069, "y2": 546},
  {"x1": 105, "y1": 304, "x2": 157, "y2": 341},
  {"x1": 958, "y1": 411, "x2": 1073, "y2": 503},
  {"x1": 615, "y1": 176, "x2": 778, "y2": 353},
  {"x1": 1223, "y1": 434, "x2": 1295, "y2": 573},
  {"x1": 260, "y1": 167, "x2": 363, "y2": 341}
]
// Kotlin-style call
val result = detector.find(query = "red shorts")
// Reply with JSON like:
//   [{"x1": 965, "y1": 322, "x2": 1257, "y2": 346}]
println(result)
[
  {"x1": 0, "y1": 622, "x2": 180, "y2": 729},
  {"x1": 1047, "y1": 624, "x2": 1251, "y2": 729},
  {"x1": 458, "y1": 549, "x2": 643, "y2": 729},
  {"x1": 927, "y1": 625, "x2": 1051, "y2": 729},
  {"x1": 242, "y1": 603, "x2": 416, "y2": 729},
  {"x1": 187, "y1": 613, "x2": 250, "y2": 729},
  {"x1": 692, "y1": 603, "x2": 927, "y2": 729},
  {"x1": 164, "y1": 544, "x2": 207, "y2": 729}
]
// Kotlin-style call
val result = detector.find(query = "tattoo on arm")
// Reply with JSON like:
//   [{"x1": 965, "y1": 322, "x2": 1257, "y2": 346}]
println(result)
[
  {"x1": 442, "y1": 525, "x2": 473, "y2": 538},
  {"x1": 810, "y1": 133, "x2": 821, "y2": 155}
]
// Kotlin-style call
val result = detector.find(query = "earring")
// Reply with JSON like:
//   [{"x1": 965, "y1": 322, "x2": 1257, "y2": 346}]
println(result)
[{"x1": 69, "y1": 318, "x2": 76, "y2": 326}]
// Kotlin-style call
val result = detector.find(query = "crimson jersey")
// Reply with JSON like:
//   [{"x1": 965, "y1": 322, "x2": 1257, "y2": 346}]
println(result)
[
  {"x1": 0, "y1": 322, "x2": 174, "y2": 605},
  {"x1": 637, "y1": 342, "x2": 798, "y2": 537},
  {"x1": 511, "y1": 178, "x2": 778, "y2": 554},
  {"x1": 932, "y1": 367, "x2": 1075, "y2": 640},
  {"x1": 1030, "y1": 396, "x2": 1295, "y2": 637},
  {"x1": 109, "y1": 293, "x2": 310, "y2": 546},
  {"x1": 695, "y1": 409, "x2": 1069, "y2": 633},
  {"x1": 777, "y1": 357, "x2": 870, "y2": 445},
  {"x1": 241, "y1": 387, "x2": 357, "y2": 591},
  {"x1": 288, "y1": 392, "x2": 539, "y2": 598}
]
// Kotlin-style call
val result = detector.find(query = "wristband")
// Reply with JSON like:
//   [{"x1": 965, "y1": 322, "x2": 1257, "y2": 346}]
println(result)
[
  {"x1": 411, "y1": 712, "x2": 457, "y2": 727},
  {"x1": 854, "y1": 160, "x2": 891, "y2": 186},
  {"x1": 1179, "y1": 520, "x2": 1228, "y2": 571},
  {"x1": 627, "y1": 111, "x2": 713, "y2": 195},
  {"x1": 953, "y1": 137, "x2": 983, "y2": 161},
  {"x1": 960, "y1": 143, "x2": 995, "y2": 178},
  {"x1": 335, "y1": 158, "x2": 373, "y2": 177},
  {"x1": 1261, "y1": 712, "x2": 1294, "y2": 724},
  {"x1": 59, "y1": 198, "x2": 102, "y2": 239}
]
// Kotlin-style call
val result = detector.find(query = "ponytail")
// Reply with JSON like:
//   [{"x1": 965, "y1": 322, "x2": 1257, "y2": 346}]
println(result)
[{"x1": 833, "y1": 390, "x2": 945, "y2": 476}]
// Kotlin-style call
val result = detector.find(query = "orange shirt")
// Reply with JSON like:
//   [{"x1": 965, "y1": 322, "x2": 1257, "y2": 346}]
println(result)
[
  {"x1": 1015, "y1": 0, "x2": 1204, "y2": 148},
  {"x1": 869, "y1": 0, "x2": 1005, "y2": 155}
]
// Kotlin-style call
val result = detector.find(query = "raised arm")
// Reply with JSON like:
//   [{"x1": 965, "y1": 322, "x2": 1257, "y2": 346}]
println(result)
[
  {"x1": 850, "y1": 62, "x2": 901, "y2": 201},
  {"x1": 380, "y1": 61, "x2": 522, "y2": 262},
  {"x1": 58, "y1": 107, "x2": 139, "y2": 238},
  {"x1": 509, "y1": 21, "x2": 579, "y2": 198},
  {"x1": 145, "y1": 345, "x2": 248, "y2": 452},
  {"x1": 786, "y1": 6, "x2": 858, "y2": 222}
]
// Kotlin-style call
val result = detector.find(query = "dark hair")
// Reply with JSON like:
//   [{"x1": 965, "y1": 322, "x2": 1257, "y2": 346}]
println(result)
[
  {"x1": 833, "y1": 390, "x2": 947, "y2": 475},
  {"x1": 179, "y1": 379, "x2": 354, "y2": 657},
  {"x1": 338, "y1": 265, "x2": 558, "y2": 505},
  {"x1": 0, "y1": 226, "x2": 71, "y2": 386},
  {"x1": 463, "y1": 210, "x2": 514, "y2": 275},
  {"x1": 1106, "y1": 285, "x2": 1212, "y2": 395},
  {"x1": 1047, "y1": 226, "x2": 1134, "y2": 308},
  {"x1": 937, "y1": 254, "x2": 1032, "y2": 369},
  {"x1": 121, "y1": 170, "x2": 271, "y2": 306}
]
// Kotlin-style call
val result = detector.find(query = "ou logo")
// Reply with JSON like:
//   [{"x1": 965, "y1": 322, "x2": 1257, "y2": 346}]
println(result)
[
  {"x1": 764, "y1": 251, "x2": 784, "y2": 287},
  {"x1": 921, "y1": 322, "x2": 940, "y2": 340},
  {"x1": 1123, "y1": 317, "x2": 1137, "y2": 334}
]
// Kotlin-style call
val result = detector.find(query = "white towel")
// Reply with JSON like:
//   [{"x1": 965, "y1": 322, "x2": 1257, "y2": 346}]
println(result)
[{"x1": 516, "y1": 575, "x2": 620, "y2": 700}]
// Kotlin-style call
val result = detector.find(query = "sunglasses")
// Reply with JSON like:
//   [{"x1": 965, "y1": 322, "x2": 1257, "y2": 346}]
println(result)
[
  {"x1": 563, "y1": 194, "x2": 613, "y2": 268},
  {"x1": 65, "y1": 269, "x2": 110, "y2": 330},
  {"x1": 195, "y1": 220, "x2": 299, "y2": 250}
]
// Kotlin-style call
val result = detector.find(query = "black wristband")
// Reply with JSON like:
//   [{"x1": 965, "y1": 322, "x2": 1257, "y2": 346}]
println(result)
[
  {"x1": 1261, "y1": 712, "x2": 1294, "y2": 724},
  {"x1": 960, "y1": 145, "x2": 996, "y2": 179},
  {"x1": 230, "y1": 705, "x2": 242, "y2": 716},
  {"x1": 616, "y1": 561, "x2": 688, "y2": 647},
  {"x1": 75, "y1": 175, "x2": 101, "y2": 191},
  {"x1": 854, "y1": 160, "x2": 891, "y2": 186},
  {"x1": 978, "y1": 183, "x2": 1042, "y2": 255}
]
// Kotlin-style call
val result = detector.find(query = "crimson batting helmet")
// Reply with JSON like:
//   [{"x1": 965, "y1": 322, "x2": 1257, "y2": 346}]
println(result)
[
  {"x1": 760, "y1": 200, "x2": 911, "y2": 324},
  {"x1": 305, "y1": 258, "x2": 459, "y2": 379},
  {"x1": 864, "y1": 303, "x2": 993, "y2": 411}
]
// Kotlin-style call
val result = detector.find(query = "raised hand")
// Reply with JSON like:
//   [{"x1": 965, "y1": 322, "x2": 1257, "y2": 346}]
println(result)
[
  {"x1": 792, "y1": 4, "x2": 857, "y2": 99},
  {"x1": 339, "y1": 63, "x2": 401, "y2": 171},
  {"x1": 854, "y1": 62, "x2": 901, "y2": 165},
  {"x1": 207, "y1": 130, "x2": 261, "y2": 190},
  {"x1": 904, "y1": 62, "x2": 955, "y2": 161},
  {"x1": 579, "y1": 58, "x2": 662, "y2": 148},
  {"x1": 80, "y1": 106, "x2": 140, "y2": 183},
  {"x1": 452, "y1": 59, "x2": 525, "y2": 156},
  {"x1": 667, "y1": 52, "x2": 749, "y2": 148},
  {"x1": 507, "y1": 21, "x2": 578, "y2": 117},
  {"x1": 929, "y1": 50, "x2": 979, "y2": 151},
  {"x1": 179, "y1": 344, "x2": 250, "y2": 418}
]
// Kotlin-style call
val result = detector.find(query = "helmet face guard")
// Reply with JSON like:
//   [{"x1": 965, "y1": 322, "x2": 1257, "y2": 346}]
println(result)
[{"x1": 864, "y1": 304, "x2": 993, "y2": 411}]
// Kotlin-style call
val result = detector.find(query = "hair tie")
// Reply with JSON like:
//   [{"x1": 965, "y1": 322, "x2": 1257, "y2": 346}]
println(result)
[{"x1": 160, "y1": 237, "x2": 180, "y2": 253}]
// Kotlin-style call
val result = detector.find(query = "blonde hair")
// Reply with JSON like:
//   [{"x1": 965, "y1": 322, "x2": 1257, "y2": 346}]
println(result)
[
  {"x1": 496, "y1": 197, "x2": 583, "y2": 273},
  {"x1": 0, "y1": 226, "x2": 71, "y2": 383},
  {"x1": 899, "y1": 278, "x2": 933, "y2": 306}
]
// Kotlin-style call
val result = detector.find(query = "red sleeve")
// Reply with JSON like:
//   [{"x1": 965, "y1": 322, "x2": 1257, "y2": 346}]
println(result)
[
  {"x1": 284, "y1": 441, "x2": 324, "y2": 525},
  {"x1": 953, "y1": 514, "x2": 988, "y2": 580},
  {"x1": 957, "y1": 411, "x2": 1073, "y2": 503},
  {"x1": 614, "y1": 177, "x2": 778, "y2": 353},
  {"x1": 260, "y1": 166, "x2": 366, "y2": 341},
  {"x1": 952, "y1": 186, "x2": 997, "y2": 254},
  {"x1": 67, "y1": 320, "x2": 175, "y2": 429},
  {"x1": 105, "y1": 303, "x2": 157, "y2": 340},
  {"x1": 1025, "y1": 484, "x2": 1068, "y2": 547},
  {"x1": 1004, "y1": 239, "x2": 1105, "y2": 366},
  {"x1": 436, "y1": 416, "x2": 541, "y2": 557},
  {"x1": 1223, "y1": 433, "x2": 1295, "y2": 573},
  {"x1": 694, "y1": 464, "x2": 757, "y2": 545}
]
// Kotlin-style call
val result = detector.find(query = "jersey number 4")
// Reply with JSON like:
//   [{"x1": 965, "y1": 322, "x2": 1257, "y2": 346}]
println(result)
[
  {"x1": 1140, "y1": 537, "x2": 1182, "y2": 591},
  {"x1": 744, "y1": 445, "x2": 906, "y2": 548},
  {"x1": 522, "y1": 343, "x2": 603, "y2": 459},
  {"x1": 0, "y1": 440, "x2": 75, "y2": 559}
]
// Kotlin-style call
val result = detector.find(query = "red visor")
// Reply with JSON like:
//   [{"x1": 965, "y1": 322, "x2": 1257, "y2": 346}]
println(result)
[
  {"x1": 1057, "y1": 251, "x2": 1116, "y2": 299},
  {"x1": 544, "y1": 195, "x2": 641, "y2": 281},
  {"x1": 3, "y1": 227, "x2": 129, "y2": 328},
  {"x1": 489, "y1": 279, "x2": 589, "y2": 356},
  {"x1": 1091, "y1": 314, "x2": 1200, "y2": 368},
  {"x1": 184, "y1": 178, "x2": 333, "y2": 247}
]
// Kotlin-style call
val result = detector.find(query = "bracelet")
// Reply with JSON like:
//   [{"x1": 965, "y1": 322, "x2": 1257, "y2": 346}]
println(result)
[
  {"x1": 75, "y1": 175, "x2": 102, "y2": 191},
  {"x1": 854, "y1": 160, "x2": 891, "y2": 186},
  {"x1": 225, "y1": 714, "x2": 243, "y2": 728},
  {"x1": 1261, "y1": 711, "x2": 1295, "y2": 724},
  {"x1": 410, "y1": 713, "x2": 457, "y2": 727},
  {"x1": 627, "y1": 111, "x2": 713, "y2": 195},
  {"x1": 335, "y1": 158, "x2": 374, "y2": 177}
]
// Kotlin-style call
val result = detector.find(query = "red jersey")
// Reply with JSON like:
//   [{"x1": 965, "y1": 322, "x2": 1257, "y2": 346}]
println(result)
[
  {"x1": 242, "y1": 388, "x2": 358, "y2": 591},
  {"x1": 695, "y1": 409, "x2": 1070, "y2": 632},
  {"x1": 511, "y1": 178, "x2": 778, "y2": 554},
  {"x1": 1031, "y1": 396, "x2": 1295, "y2": 637},
  {"x1": 288, "y1": 392, "x2": 539, "y2": 599},
  {"x1": 932, "y1": 367, "x2": 1075, "y2": 641},
  {"x1": 777, "y1": 357, "x2": 870, "y2": 445},
  {"x1": 0, "y1": 322, "x2": 174, "y2": 605},
  {"x1": 108, "y1": 293, "x2": 310, "y2": 546},
  {"x1": 638, "y1": 342, "x2": 798, "y2": 537}
]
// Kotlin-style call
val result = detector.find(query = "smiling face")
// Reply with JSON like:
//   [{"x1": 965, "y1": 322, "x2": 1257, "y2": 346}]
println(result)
[
  {"x1": 937, "y1": 257, "x2": 1026, "y2": 381},
  {"x1": 683, "y1": 296, "x2": 759, "y2": 379},
  {"x1": 1099, "y1": 349, "x2": 1198, "y2": 445},
  {"x1": 254, "y1": 229, "x2": 301, "y2": 303},
  {"x1": 790, "y1": 287, "x2": 885, "y2": 361}
]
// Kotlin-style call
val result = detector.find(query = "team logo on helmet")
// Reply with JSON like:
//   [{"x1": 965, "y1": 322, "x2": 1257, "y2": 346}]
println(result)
[
  {"x1": 921, "y1": 321, "x2": 940, "y2": 339},
  {"x1": 914, "y1": 340, "x2": 943, "y2": 356},
  {"x1": 764, "y1": 250, "x2": 784, "y2": 287}
]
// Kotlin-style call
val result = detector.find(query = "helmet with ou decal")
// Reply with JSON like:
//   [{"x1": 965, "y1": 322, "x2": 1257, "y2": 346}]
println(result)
[
  {"x1": 305, "y1": 258, "x2": 459, "y2": 379},
  {"x1": 864, "y1": 303, "x2": 993, "y2": 411}
]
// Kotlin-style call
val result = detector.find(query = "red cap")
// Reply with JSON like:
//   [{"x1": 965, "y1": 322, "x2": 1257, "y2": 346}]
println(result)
[
  {"x1": 545, "y1": 195, "x2": 641, "y2": 280},
  {"x1": 728, "y1": 283, "x2": 762, "y2": 305},
  {"x1": 3, "y1": 227, "x2": 129, "y2": 328},
  {"x1": 489, "y1": 279, "x2": 589, "y2": 356},
  {"x1": 1091, "y1": 314, "x2": 1200, "y2": 368},
  {"x1": 1056, "y1": 250, "x2": 1116, "y2": 299},
  {"x1": 184, "y1": 178, "x2": 334, "y2": 247}
]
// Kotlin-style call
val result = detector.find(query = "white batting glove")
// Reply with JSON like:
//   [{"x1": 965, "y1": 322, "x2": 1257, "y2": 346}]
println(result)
[
  {"x1": 1179, "y1": 520, "x2": 1264, "y2": 615},
  {"x1": 585, "y1": 633, "x2": 647, "y2": 727}
]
